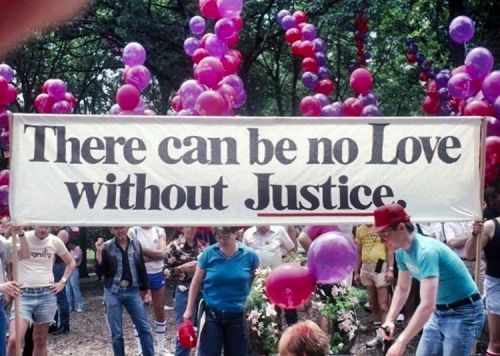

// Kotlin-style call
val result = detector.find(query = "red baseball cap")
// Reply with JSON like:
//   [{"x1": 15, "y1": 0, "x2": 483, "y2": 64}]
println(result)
[{"x1": 371, "y1": 204, "x2": 411, "y2": 233}]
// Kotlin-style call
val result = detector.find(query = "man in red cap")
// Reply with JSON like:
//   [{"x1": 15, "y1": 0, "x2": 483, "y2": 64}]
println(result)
[{"x1": 372, "y1": 204, "x2": 485, "y2": 356}]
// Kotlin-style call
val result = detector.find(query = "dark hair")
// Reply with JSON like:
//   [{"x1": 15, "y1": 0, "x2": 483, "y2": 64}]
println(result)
[
  {"x1": 390, "y1": 221, "x2": 415, "y2": 233},
  {"x1": 213, "y1": 226, "x2": 240, "y2": 234}
]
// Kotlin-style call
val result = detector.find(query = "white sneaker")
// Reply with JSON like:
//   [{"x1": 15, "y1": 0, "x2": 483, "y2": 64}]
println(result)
[
  {"x1": 158, "y1": 350, "x2": 174, "y2": 356},
  {"x1": 163, "y1": 305, "x2": 174, "y2": 311}
]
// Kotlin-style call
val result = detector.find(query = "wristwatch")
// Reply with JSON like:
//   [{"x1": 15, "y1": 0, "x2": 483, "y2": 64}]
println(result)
[{"x1": 60, "y1": 277, "x2": 67, "y2": 284}]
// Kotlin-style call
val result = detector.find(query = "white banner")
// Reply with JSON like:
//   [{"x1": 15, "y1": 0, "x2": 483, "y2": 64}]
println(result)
[{"x1": 9, "y1": 114, "x2": 484, "y2": 226}]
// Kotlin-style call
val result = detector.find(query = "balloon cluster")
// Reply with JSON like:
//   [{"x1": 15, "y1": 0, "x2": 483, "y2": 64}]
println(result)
[
  {"x1": 352, "y1": 9, "x2": 370, "y2": 68},
  {"x1": 0, "y1": 64, "x2": 18, "y2": 152},
  {"x1": 0, "y1": 169, "x2": 9, "y2": 216},
  {"x1": 265, "y1": 231, "x2": 358, "y2": 309},
  {"x1": 34, "y1": 79, "x2": 76, "y2": 114},
  {"x1": 276, "y1": 9, "x2": 336, "y2": 117},
  {"x1": 110, "y1": 42, "x2": 155, "y2": 116},
  {"x1": 405, "y1": 38, "x2": 435, "y2": 82},
  {"x1": 171, "y1": 0, "x2": 246, "y2": 116}
]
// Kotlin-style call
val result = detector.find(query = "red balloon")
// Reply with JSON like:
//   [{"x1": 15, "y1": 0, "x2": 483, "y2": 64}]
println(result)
[
  {"x1": 301, "y1": 57, "x2": 318, "y2": 73},
  {"x1": 200, "y1": 33, "x2": 211, "y2": 48},
  {"x1": 315, "y1": 79, "x2": 335, "y2": 96},
  {"x1": 195, "y1": 90, "x2": 226, "y2": 116},
  {"x1": 299, "y1": 41, "x2": 314, "y2": 58},
  {"x1": 418, "y1": 72, "x2": 429, "y2": 82},
  {"x1": 195, "y1": 57, "x2": 224, "y2": 88},
  {"x1": 299, "y1": 96, "x2": 321, "y2": 116},
  {"x1": 293, "y1": 11, "x2": 307, "y2": 25},
  {"x1": 265, "y1": 264, "x2": 315, "y2": 309},
  {"x1": 42, "y1": 80, "x2": 52, "y2": 94},
  {"x1": 0, "y1": 84, "x2": 17, "y2": 106},
  {"x1": 291, "y1": 40, "x2": 302, "y2": 56},
  {"x1": 464, "y1": 100, "x2": 493, "y2": 116},
  {"x1": 64, "y1": 92, "x2": 77, "y2": 108},
  {"x1": 171, "y1": 95, "x2": 182, "y2": 112},
  {"x1": 296, "y1": 22, "x2": 307, "y2": 32},
  {"x1": 34, "y1": 93, "x2": 55, "y2": 113},
  {"x1": 228, "y1": 49, "x2": 242, "y2": 63},
  {"x1": 232, "y1": 16, "x2": 243, "y2": 32},
  {"x1": 422, "y1": 96, "x2": 440, "y2": 115},
  {"x1": 485, "y1": 163, "x2": 499, "y2": 185},
  {"x1": 221, "y1": 54, "x2": 239, "y2": 75},
  {"x1": 285, "y1": 28, "x2": 301, "y2": 44},
  {"x1": 406, "y1": 54, "x2": 416, "y2": 64},
  {"x1": 486, "y1": 136, "x2": 500, "y2": 165},
  {"x1": 350, "y1": 68, "x2": 373, "y2": 95},
  {"x1": 116, "y1": 84, "x2": 140, "y2": 111},
  {"x1": 215, "y1": 83, "x2": 237, "y2": 109},
  {"x1": 0, "y1": 170, "x2": 9, "y2": 186},
  {"x1": 427, "y1": 80, "x2": 439, "y2": 100},
  {"x1": 192, "y1": 48, "x2": 209, "y2": 64},
  {"x1": 0, "y1": 77, "x2": 7, "y2": 98},
  {"x1": 199, "y1": 0, "x2": 220, "y2": 19},
  {"x1": 226, "y1": 33, "x2": 239, "y2": 48},
  {"x1": 343, "y1": 97, "x2": 363, "y2": 116}
]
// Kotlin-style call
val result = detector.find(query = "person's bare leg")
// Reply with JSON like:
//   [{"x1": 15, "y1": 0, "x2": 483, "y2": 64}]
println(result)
[
  {"x1": 487, "y1": 313, "x2": 500, "y2": 354},
  {"x1": 32, "y1": 323, "x2": 50, "y2": 356},
  {"x1": 7, "y1": 318, "x2": 30, "y2": 356},
  {"x1": 376, "y1": 286, "x2": 391, "y2": 322}
]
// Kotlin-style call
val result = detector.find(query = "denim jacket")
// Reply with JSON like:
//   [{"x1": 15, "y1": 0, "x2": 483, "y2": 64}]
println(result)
[{"x1": 96, "y1": 237, "x2": 149, "y2": 293}]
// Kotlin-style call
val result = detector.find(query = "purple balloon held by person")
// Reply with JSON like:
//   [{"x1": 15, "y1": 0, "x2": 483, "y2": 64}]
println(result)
[
  {"x1": 122, "y1": 42, "x2": 146, "y2": 67},
  {"x1": 449, "y1": 16, "x2": 475, "y2": 44}
]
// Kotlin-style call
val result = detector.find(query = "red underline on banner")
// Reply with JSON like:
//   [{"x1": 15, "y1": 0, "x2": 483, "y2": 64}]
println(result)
[{"x1": 257, "y1": 212, "x2": 374, "y2": 217}]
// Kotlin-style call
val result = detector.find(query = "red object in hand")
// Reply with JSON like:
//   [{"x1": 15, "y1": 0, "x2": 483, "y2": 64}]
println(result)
[{"x1": 178, "y1": 320, "x2": 197, "y2": 349}]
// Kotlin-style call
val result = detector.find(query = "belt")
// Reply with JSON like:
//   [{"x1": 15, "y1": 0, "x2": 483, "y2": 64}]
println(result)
[
  {"x1": 436, "y1": 293, "x2": 481, "y2": 311},
  {"x1": 21, "y1": 287, "x2": 51, "y2": 294},
  {"x1": 119, "y1": 280, "x2": 130, "y2": 287},
  {"x1": 204, "y1": 305, "x2": 243, "y2": 317}
]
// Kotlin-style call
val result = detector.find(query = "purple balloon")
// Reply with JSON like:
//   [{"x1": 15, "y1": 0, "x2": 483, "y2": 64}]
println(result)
[
  {"x1": 217, "y1": 0, "x2": 243, "y2": 18},
  {"x1": 312, "y1": 38, "x2": 326, "y2": 53},
  {"x1": 307, "y1": 232, "x2": 358, "y2": 284},
  {"x1": 359, "y1": 92, "x2": 378, "y2": 106},
  {"x1": 52, "y1": 100, "x2": 72, "y2": 114},
  {"x1": 233, "y1": 89, "x2": 246, "y2": 108},
  {"x1": 189, "y1": 16, "x2": 206, "y2": 35},
  {"x1": 0, "y1": 185, "x2": 8, "y2": 207},
  {"x1": 321, "y1": 102, "x2": 343, "y2": 116},
  {"x1": 177, "y1": 108, "x2": 195, "y2": 116},
  {"x1": 449, "y1": 16, "x2": 475, "y2": 44},
  {"x1": 0, "y1": 110, "x2": 8, "y2": 131},
  {"x1": 438, "y1": 87, "x2": 451, "y2": 101},
  {"x1": 220, "y1": 74, "x2": 244, "y2": 95},
  {"x1": 47, "y1": 79, "x2": 67, "y2": 101},
  {"x1": 179, "y1": 80, "x2": 206, "y2": 109},
  {"x1": 281, "y1": 15, "x2": 296, "y2": 31},
  {"x1": 123, "y1": 42, "x2": 146, "y2": 67},
  {"x1": 465, "y1": 47, "x2": 494, "y2": 79},
  {"x1": 184, "y1": 37, "x2": 201, "y2": 57},
  {"x1": 109, "y1": 104, "x2": 121, "y2": 115},
  {"x1": 0, "y1": 64, "x2": 14, "y2": 82},
  {"x1": 435, "y1": 70, "x2": 451, "y2": 88},
  {"x1": 313, "y1": 93, "x2": 329, "y2": 108},
  {"x1": 301, "y1": 24, "x2": 317, "y2": 41},
  {"x1": 448, "y1": 72, "x2": 474, "y2": 99},
  {"x1": 315, "y1": 52, "x2": 326, "y2": 67},
  {"x1": 317, "y1": 67, "x2": 330, "y2": 80},
  {"x1": 204, "y1": 34, "x2": 227, "y2": 58},
  {"x1": 482, "y1": 71, "x2": 500, "y2": 103},
  {"x1": 486, "y1": 116, "x2": 500, "y2": 137},
  {"x1": 125, "y1": 65, "x2": 151, "y2": 92},
  {"x1": 276, "y1": 9, "x2": 291, "y2": 26},
  {"x1": 215, "y1": 18, "x2": 236, "y2": 40},
  {"x1": 0, "y1": 131, "x2": 9, "y2": 151},
  {"x1": 362, "y1": 104, "x2": 381, "y2": 116},
  {"x1": 494, "y1": 97, "x2": 500, "y2": 119},
  {"x1": 301, "y1": 72, "x2": 318, "y2": 90}
]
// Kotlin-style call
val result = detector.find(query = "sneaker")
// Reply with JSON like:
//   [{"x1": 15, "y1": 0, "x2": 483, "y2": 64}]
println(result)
[
  {"x1": 76, "y1": 308, "x2": 83, "y2": 313},
  {"x1": 164, "y1": 305, "x2": 174, "y2": 311},
  {"x1": 366, "y1": 336, "x2": 383, "y2": 348},
  {"x1": 158, "y1": 350, "x2": 174, "y2": 356}
]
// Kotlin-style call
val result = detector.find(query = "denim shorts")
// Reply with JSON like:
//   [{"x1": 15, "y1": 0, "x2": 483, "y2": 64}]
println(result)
[
  {"x1": 485, "y1": 275, "x2": 500, "y2": 315},
  {"x1": 147, "y1": 272, "x2": 165, "y2": 290},
  {"x1": 10, "y1": 287, "x2": 57, "y2": 324}
]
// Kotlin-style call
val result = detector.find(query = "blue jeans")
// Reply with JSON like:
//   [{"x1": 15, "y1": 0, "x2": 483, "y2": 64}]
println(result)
[
  {"x1": 174, "y1": 286, "x2": 200, "y2": 356},
  {"x1": 53, "y1": 261, "x2": 70, "y2": 328},
  {"x1": 104, "y1": 287, "x2": 154, "y2": 356},
  {"x1": 416, "y1": 299, "x2": 485, "y2": 356},
  {"x1": 0, "y1": 297, "x2": 6, "y2": 356},
  {"x1": 66, "y1": 267, "x2": 84, "y2": 310},
  {"x1": 199, "y1": 306, "x2": 248, "y2": 356}
]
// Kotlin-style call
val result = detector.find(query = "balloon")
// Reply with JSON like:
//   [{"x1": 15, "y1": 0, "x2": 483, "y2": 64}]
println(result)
[
  {"x1": 199, "y1": 0, "x2": 220, "y2": 19},
  {"x1": 281, "y1": 15, "x2": 296, "y2": 31},
  {"x1": 321, "y1": 102, "x2": 343, "y2": 117},
  {"x1": 299, "y1": 41, "x2": 314, "y2": 58},
  {"x1": 449, "y1": 16, "x2": 475, "y2": 44},
  {"x1": 184, "y1": 37, "x2": 201, "y2": 57},
  {"x1": 215, "y1": 18, "x2": 235, "y2": 40},
  {"x1": 204, "y1": 34, "x2": 227, "y2": 58},
  {"x1": 233, "y1": 89, "x2": 246, "y2": 108},
  {"x1": 315, "y1": 52, "x2": 326, "y2": 67},
  {"x1": 64, "y1": 92, "x2": 77, "y2": 108},
  {"x1": 109, "y1": 104, "x2": 121, "y2": 115},
  {"x1": 494, "y1": 97, "x2": 500, "y2": 119},
  {"x1": 189, "y1": 16, "x2": 206, "y2": 35},
  {"x1": 215, "y1": 83, "x2": 237, "y2": 109},
  {"x1": 465, "y1": 47, "x2": 494, "y2": 79},
  {"x1": 438, "y1": 87, "x2": 450, "y2": 101},
  {"x1": 225, "y1": 33, "x2": 239, "y2": 48},
  {"x1": 46, "y1": 79, "x2": 67, "y2": 101},
  {"x1": 293, "y1": 11, "x2": 307, "y2": 25},
  {"x1": 315, "y1": 79, "x2": 334, "y2": 96},
  {"x1": 299, "y1": 96, "x2": 321, "y2": 116},
  {"x1": 301, "y1": 57, "x2": 318, "y2": 73},
  {"x1": 463, "y1": 100, "x2": 493, "y2": 116},
  {"x1": 265, "y1": 263, "x2": 315, "y2": 309},
  {"x1": 343, "y1": 97, "x2": 363, "y2": 116},
  {"x1": 350, "y1": 68, "x2": 373, "y2": 95},
  {"x1": 0, "y1": 170, "x2": 9, "y2": 186},
  {"x1": 301, "y1": 72, "x2": 318, "y2": 90},
  {"x1": 192, "y1": 48, "x2": 209, "y2": 64},
  {"x1": 178, "y1": 320, "x2": 197, "y2": 349},
  {"x1": 482, "y1": 71, "x2": 500, "y2": 103},
  {"x1": 359, "y1": 92, "x2": 378, "y2": 106},
  {"x1": 170, "y1": 95, "x2": 182, "y2": 112},
  {"x1": 285, "y1": 28, "x2": 301, "y2": 44},
  {"x1": 0, "y1": 84, "x2": 17, "y2": 106},
  {"x1": 301, "y1": 24, "x2": 317, "y2": 41},
  {"x1": 276, "y1": 9, "x2": 291, "y2": 26},
  {"x1": 217, "y1": 0, "x2": 242, "y2": 18},
  {"x1": 307, "y1": 232, "x2": 358, "y2": 284},
  {"x1": 220, "y1": 74, "x2": 244, "y2": 95},
  {"x1": 291, "y1": 41, "x2": 302, "y2": 56},
  {"x1": 427, "y1": 80, "x2": 439, "y2": 100},
  {"x1": 221, "y1": 54, "x2": 239, "y2": 75},
  {"x1": 0, "y1": 185, "x2": 8, "y2": 207},
  {"x1": 0, "y1": 77, "x2": 7, "y2": 98},
  {"x1": 144, "y1": 109, "x2": 157, "y2": 116},
  {"x1": 52, "y1": 100, "x2": 72, "y2": 114},
  {"x1": 313, "y1": 93, "x2": 329, "y2": 108},
  {"x1": 195, "y1": 57, "x2": 224, "y2": 88},
  {"x1": 486, "y1": 136, "x2": 500, "y2": 165},
  {"x1": 422, "y1": 96, "x2": 440, "y2": 114},
  {"x1": 34, "y1": 93, "x2": 55, "y2": 113},
  {"x1": 125, "y1": 65, "x2": 151, "y2": 92},
  {"x1": 0, "y1": 64, "x2": 14, "y2": 82},
  {"x1": 435, "y1": 70, "x2": 451, "y2": 88},
  {"x1": 312, "y1": 38, "x2": 326, "y2": 53},
  {"x1": 0, "y1": 131, "x2": 9, "y2": 151},
  {"x1": 362, "y1": 104, "x2": 381, "y2": 116},
  {"x1": 179, "y1": 80, "x2": 206, "y2": 109},
  {"x1": 317, "y1": 66, "x2": 330, "y2": 80},
  {"x1": 485, "y1": 162, "x2": 499, "y2": 186},
  {"x1": 116, "y1": 84, "x2": 140, "y2": 111},
  {"x1": 195, "y1": 90, "x2": 226, "y2": 116},
  {"x1": 448, "y1": 72, "x2": 474, "y2": 99},
  {"x1": 122, "y1": 42, "x2": 146, "y2": 67},
  {"x1": 486, "y1": 117, "x2": 500, "y2": 137},
  {"x1": 0, "y1": 110, "x2": 8, "y2": 131}
]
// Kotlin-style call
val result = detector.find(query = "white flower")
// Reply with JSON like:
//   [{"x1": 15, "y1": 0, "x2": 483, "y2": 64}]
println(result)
[{"x1": 265, "y1": 302, "x2": 277, "y2": 318}]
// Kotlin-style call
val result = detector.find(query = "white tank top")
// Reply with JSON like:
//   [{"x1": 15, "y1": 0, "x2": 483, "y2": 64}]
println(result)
[{"x1": 130, "y1": 227, "x2": 164, "y2": 274}]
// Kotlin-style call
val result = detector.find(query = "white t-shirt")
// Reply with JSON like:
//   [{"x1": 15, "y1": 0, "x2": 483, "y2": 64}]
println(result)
[
  {"x1": 0, "y1": 235, "x2": 12, "y2": 287},
  {"x1": 128, "y1": 226, "x2": 165, "y2": 274},
  {"x1": 243, "y1": 226, "x2": 294, "y2": 269},
  {"x1": 443, "y1": 221, "x2": 473, "y2": 259},
  {"x1": 19, "y1": 231, "x2": 68, "y2": 288}
]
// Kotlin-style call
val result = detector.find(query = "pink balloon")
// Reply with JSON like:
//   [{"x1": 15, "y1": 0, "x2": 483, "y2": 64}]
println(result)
[
  {"x1": 299, "y1": 96, "x2": 321, "y2": 116},
  {"x1": 0, "y1": 77, "x2": 7, "y2": 98},
  {"x1": 109, "y1": 104, "x2": 121, "y2": 115},
  {"x1": 343, "y1": 97, "x2": 363, "y2": 116},
  {"x1": 215, "y1": 18, "x2": 236, "y2": 40},
  {"x1": 195, "y1": 90, "x2": 226, "y2": 116},
  {"x1": 123, "y1": 42, "x2": 146, "y2": 67},
  {"x1": 307, "y1": 232, "x2": 358, "y2": 284},
  {"x1": 265, "y1": 264, "x2": 315, "y2": 309},
  {"x1": 217, "y1": 0, "x2": 243, "y2": 18},
  {"x1": 125, "y1": 65, "x2": 151, "y2": 92},
  {"x1": 64, "y1": 92, "x2": 77, "y2": 108},
  {"x1": 204, "y1": 34, "x2": 227, "y2": 58},
  {"x1": 116, "y1": 84, "x2": 140, "y2": 111},
  {"x1": 199, "y1": 0, "x2": 221, "y2": 19},
  {"x1": 195, "y1": 57, "x2": 224, "y2": 88},
  {"x1": 350, "y1": 68, "x2": 373, "y2": 94},
  {"x1": 34, "y1": 93, "x2": 55, "y2": 113},
  {"x1": 215, "y1": 83, "x2": 237, "y2": 109},
  {"x1": 0, "y1": 170, "x2": 9, "y2": 186}
]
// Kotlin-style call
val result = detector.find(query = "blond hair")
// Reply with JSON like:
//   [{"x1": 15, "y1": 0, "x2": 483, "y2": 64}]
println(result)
[{"x1": 278, "y1": 320, "x2": 329, "y2": 356}]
